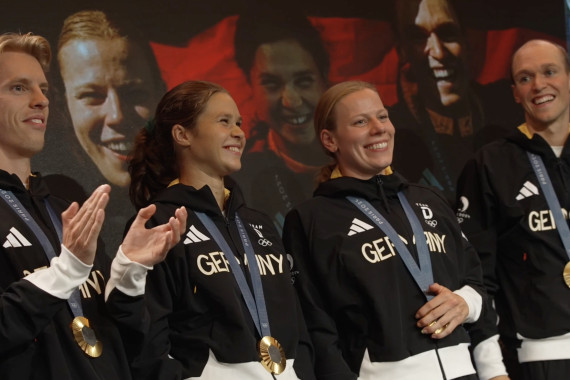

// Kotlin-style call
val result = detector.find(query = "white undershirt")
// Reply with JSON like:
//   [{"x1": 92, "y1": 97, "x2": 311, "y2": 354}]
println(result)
[{"x1": 551, "y1": 145, "x2": 563, "y2": 157}]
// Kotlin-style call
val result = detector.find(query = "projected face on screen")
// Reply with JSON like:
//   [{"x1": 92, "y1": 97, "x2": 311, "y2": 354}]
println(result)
[
  {"x1": 397, "y1": 0, "x2": 469, "y2": 113},
  {"x1": 59, "y1": 37, "x2": 159, "y2": 187},
  {"x1": 248, "y1": 39, "x2": 326, "y2": 146}
]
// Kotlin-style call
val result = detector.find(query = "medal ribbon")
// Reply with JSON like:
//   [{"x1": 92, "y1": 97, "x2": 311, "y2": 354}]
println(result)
[
  {"x1": 0, "y1": 190, "x2": 84, "y2": 317},
  {"x1": 347, "y1": 193, "x2": 434, "y2": 300},
  {"x1": 527, "y1": 152, "x2": 570, "y2": 260},
  {"x1": 195, "y1": 212, "x2": 271, "y2": 337}
]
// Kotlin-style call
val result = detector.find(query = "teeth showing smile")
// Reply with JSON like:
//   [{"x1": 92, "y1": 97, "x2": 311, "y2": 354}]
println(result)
[
  {"x1": 366, "y1": 142, "x2": 388, "y2": 150},
  {"x1": 225, "y1": 146, "x2": 240, "y2": 153},
  {"x1": 283, "y1": 115, "x2": 310, "y2": 125},
  {"x1": 104, "y1": 141, "x2": 132, "y2": 155},
  {"x1": 534, "y1": 95, "x2": 554, "y2": 105},
  {"x1": 30, "y1": 118, "x2": 43, "y2": 124},
  {"x1": 433, "y1": 68, "x2": 455, "y2": 80}
]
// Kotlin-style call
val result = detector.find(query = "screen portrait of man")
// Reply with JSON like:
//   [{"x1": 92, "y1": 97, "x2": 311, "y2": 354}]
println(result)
[
  {"x1": 232, "y1": 10, "x2": 330, "y2": 233},
  {"x1": 248, "y1": 38, "x2": 327, "y2": 150},
  {"x1": 58, "y1": 10, "x2": 164, "y2": 188},
  {"x1": 390, "y1": 0, "x2": 522, "y2": 203},
  {"x1": 396, "y1": 0, "x2": 469, "y2": 114}
]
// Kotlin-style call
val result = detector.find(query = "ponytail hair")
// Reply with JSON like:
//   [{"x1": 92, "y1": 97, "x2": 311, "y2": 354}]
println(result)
[{"x1": 129, "y1": 80, "x2": 227, "y2": 208}]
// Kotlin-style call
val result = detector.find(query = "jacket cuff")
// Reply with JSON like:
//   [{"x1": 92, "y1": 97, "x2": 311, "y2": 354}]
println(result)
[
  {"x1": 473, "y1": 334, "x2": 508, "y2": 380},
  {"x1": 24, "y1": 244, "x2": 92, "y2": 299},
  {"x1": 105, "y1": 246, "x2": 152, "y2": 300},
  {"x1": 453, "y1": 285, "x2": 482, "y2": 323}
]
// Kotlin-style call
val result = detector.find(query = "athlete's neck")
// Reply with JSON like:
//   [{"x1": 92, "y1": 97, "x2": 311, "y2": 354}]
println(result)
[
  {"x1": 179, "y1": 170, "x2": 226, "y2": 211},
  {"x1": 526, "y1": 117, "x2": 570, "y2": 147},
  {"x1": 0, "y1": 154, "x2": 31, "y2": 189}
]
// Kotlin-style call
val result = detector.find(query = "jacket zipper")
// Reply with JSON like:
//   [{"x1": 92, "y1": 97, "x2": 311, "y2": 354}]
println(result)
[
  {"x1": 434, "y1": 341, "x2": 447, "y2": 380},
  {"x1": 375, "y1": 176, "x2": 391, "y2": 214}
]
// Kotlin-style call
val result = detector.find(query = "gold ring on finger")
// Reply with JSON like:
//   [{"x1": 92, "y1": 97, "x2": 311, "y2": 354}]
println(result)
[{"x1": 434, "y1": 323, "x2": 449, "y2": 335}]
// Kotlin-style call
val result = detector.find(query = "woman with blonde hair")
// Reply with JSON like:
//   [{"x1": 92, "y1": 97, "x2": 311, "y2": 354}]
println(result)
[{"x1": 283, "y1": 80, "x2": 488, "y2": 380}]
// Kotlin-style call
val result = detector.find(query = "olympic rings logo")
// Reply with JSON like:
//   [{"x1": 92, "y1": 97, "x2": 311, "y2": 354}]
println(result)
[
  {"x1": 425, "y1": 220, "x2": 438, "y2": 228},
  {"x1": 258, "y1": 238, "x2": 273, "y2": 247}
]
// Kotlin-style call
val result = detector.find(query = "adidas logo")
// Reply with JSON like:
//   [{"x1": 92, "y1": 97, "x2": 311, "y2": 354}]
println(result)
[
  {"x1": 3, "y1": 227, "x2": 32, "y2": 248},
  {"x1": 184, "y1": 225, "x2": 211, "y2": 244},
  {"x1": 348, "y1": 218, "x2": 374, "y2": 236},
  {"x1": 516, "y1": 181, "x2": 539, "y2": 201}
]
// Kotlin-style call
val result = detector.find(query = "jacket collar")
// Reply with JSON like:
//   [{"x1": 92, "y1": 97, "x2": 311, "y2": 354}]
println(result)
[
  {"x1": 0, "y1": 169, "x2": 50, "y2": 199},
  {"x1": 506, "y1": 123, "x2": 570, "y2": 160},
  {"x1": 153, "y1": 176, "x2": 246, "y2": 219},
  {"x1": 314, "y1": 170, "x2": 408, "y2": 202}
]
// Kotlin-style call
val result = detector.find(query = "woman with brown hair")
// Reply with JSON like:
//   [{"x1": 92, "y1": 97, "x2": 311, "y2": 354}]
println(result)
[{"x1": 108, "y1": 80, "x2": 315, "y2": 379}]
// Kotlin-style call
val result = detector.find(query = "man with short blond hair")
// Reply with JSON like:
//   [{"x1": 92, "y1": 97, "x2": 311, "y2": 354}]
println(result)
[{"x1": 0, "y1": 32, "x2": 185, "y2": 380}]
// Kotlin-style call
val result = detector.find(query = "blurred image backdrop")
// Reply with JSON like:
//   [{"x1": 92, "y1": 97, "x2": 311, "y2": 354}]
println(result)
[{"x1": 3, "y1": 0, "x2": 565, "y2": 245}]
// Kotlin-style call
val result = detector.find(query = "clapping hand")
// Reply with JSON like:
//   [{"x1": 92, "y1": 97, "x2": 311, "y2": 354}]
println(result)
[
  {"x1": 121, "y1": 205, "x2": 187, "y2": 266},
  {"x1": 62, "y1": 184, "x2": 111, "y2": 265}
]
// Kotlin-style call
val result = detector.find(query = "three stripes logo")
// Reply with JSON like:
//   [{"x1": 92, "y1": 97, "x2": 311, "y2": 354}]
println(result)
[
  {"x1": 347, "y1": 218, "x2": 374, "y2": 236},
  {"x1": 516, "y1": 181, "x2": 539, "y2": 201},
  {"x1": 3, "y1": 227, "x2": 32, "y2": 248},
  {"x1": 184, "y1": 225, "x2": 210, "y2": 244}
]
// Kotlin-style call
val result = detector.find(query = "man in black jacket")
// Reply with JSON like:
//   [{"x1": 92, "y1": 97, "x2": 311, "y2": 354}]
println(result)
[
  {"x1": 457, "y1": 39, "x2": 570, "y2": 380},
  {"x1": 0, "y1": 32, "x2": 185, "y2": 379}
]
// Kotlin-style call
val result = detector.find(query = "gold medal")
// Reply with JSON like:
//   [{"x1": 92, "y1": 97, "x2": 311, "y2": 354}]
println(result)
[
  {"x1": 71, "y1": 316, "x2": 102, "y2": 357},
  {"x1": 563, "y1": 262, "x2": 570, "y2": 288},
  {"x1": 258, "y1": 336, "x2": 286, "y2": 375}
]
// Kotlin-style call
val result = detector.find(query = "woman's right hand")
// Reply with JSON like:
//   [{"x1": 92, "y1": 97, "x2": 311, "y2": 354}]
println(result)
[{"x1": 415, "y1": 283, "x2": 470, "y2": 339}]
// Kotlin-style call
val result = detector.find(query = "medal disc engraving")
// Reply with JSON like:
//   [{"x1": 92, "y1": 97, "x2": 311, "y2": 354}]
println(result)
[
  {"x1": 268, "y1": 344, "x2": 282, "y2": 363},
  {"x1": 259, "y1": 336, "x2": 286, "y2": 375},
  {"x1": 71, "y1": 316, "x2": 103, "y2": 357},
  {"x1": 81, "y1": 325, "x2": 97, "y2": 346}
]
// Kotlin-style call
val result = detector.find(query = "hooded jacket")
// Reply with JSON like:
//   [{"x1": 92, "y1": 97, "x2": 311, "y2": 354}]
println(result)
[
  {"x1": 456, "y1": 126, "x2": 570, "y2": 362},
  {"x1": 283, "y1": 171, "x2": 484, "y2": 380},
  {"x1": 0, "y1": 170, "x2": 131, "y2": 380},
  {"x1": 107, "y1": 180, "x2": 315, "y2": 379}
]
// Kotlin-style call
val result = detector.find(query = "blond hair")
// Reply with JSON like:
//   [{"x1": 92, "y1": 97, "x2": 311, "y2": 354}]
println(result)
[
  {"x1": 57, "y1": 10, "x2": 163, "y2": 90},
  {"x1": 0, "y1": 32, "x2": 51, "y2": 72},
  {"x1": 314, "y1": 81, "x2": 378, "y2": 182},
  {"x1": 58, "y1": 10, "x2": 122, "y2": 51}
]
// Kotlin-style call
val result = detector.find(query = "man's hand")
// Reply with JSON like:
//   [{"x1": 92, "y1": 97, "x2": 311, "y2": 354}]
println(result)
[
  {"x1": 121, "y1": 205, "x2": 187, "y2": 267},
  {"x1": 415, "y1": 283, "x2": 469, "y2": 339},
  {"x1": 62, "y1": 184, "x2": 111, "y2": 265}
]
